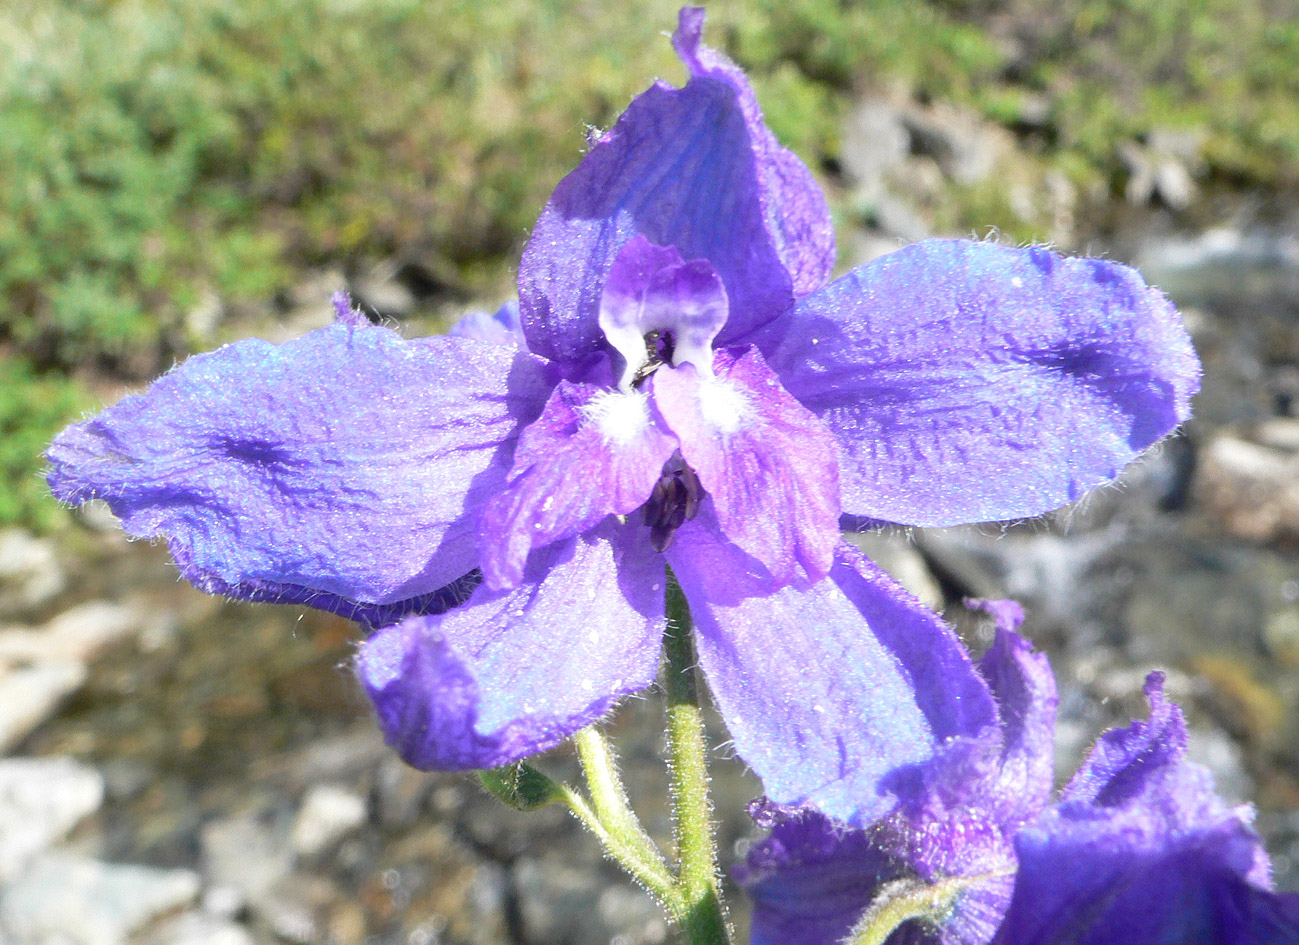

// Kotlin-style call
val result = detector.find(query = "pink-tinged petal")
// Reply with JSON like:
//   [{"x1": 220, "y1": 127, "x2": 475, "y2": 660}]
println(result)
[
  {"x1": 767, "y1": 239, "x2": 1201, "y2": 527},
  {"x1": 598, "y1": 236, "x2": 729, "y2": 389},
  {"x1": 357, "y1": 522, "x2": 666, "y2": 771},
  {"x1": 47, "y1": 322, "x2": 554, "y2": 608},
  {"x1": 479, "y1": 380, "x2": 677, "y2": 590},
  {"x1": 651, "y1": 347, "x2": 840, "y2": 585},
  {"x1": 517, "y1": 9, "x2": 831, "y2": 369},
  {"x1": 668, "y1": 521, "x2": 996, "y2": 825}
]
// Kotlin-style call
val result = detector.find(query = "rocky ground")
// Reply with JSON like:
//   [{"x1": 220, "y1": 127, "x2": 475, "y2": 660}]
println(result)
[{"x1": 2, "y1": 96, "x2": 1298, "y2": 944}]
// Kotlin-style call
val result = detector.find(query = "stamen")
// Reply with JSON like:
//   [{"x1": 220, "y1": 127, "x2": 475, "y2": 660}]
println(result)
[{"x1": 643, "y1": 454, "x2": 703, "y2": 552}]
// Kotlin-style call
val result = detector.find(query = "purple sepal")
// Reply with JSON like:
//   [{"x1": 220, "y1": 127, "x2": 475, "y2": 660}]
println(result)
[
  {"x1": 357, "y1": 521, "x2": 665, "y2": 770},
  {"x1": 47, "y1": 322, "x2": 553, "y2": 608},
  {"x1": 670, "y1": 7, "x2": 835, "y2": 298},
  {"x1": 768, "y1": 239, "x2": 1202, "y2": 527},
  {"x1": 651, "y1": 348, "x2": 841, "y2": 585},
  {"x1": 669, "y1": 522, "x2": 995, "y2": 825},
  {"x1": 479, "y1": 380, "x2": 677, "y2": 589},
  {"x1": 516, "y1": 9, "x2": 831, "y2": 368},
  {"x1": 598, "y1": 236, "x2": 729, "y2": 388},
  {"x1": 449, "y1": 300, "x2": 525, "y2": 348}
]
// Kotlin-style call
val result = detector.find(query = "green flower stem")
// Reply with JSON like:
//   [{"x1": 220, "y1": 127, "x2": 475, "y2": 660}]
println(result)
[
  {"x1": 663, "y1": 577, "x2": 733, "y2": 945},
  {"x1": 845, "y1": 871, "x2": 1015, "y2": 945},
  {"x1": 573, "y1": 727, "x2": 679, "y2": 898}
]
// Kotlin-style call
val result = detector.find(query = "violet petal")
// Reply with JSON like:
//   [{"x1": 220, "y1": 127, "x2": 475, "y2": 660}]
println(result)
[
  {"x1": 668, "y1": 520, "x2": 996, "y2": 824},
  {"x1": 479, "y1": 380, "x2": 677, "y2": 589},
  {"x1": 517, "y1": 9, "x2": 830, "y2": 368},
  {"x1": 47, "y1": 322, "x2": 554, "y2": 607},
  {"x1": 357, "y1": 521, "x2": 666, "y2": 770},
  {"x1": 767, "y1": 239, "x2": 1201, "y2": 527}
]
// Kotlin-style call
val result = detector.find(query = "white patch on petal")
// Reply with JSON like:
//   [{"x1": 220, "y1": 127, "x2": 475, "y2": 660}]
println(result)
[
  {"x1": 698, "y1": 377, "x2": 751, "y2": 437},
  {"x1": 581, "y1": 390, "x2": 652, "y2": 447}
]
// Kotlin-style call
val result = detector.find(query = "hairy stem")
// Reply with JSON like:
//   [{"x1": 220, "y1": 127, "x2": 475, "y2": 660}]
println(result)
[
  {"x1": 846, "y1": 871, "x2": 1014, "y2": 945},
  {"x1": 574, "y1": 727, "x2": 678, "y2": 897},
  {"x1": 663, "y1": 576, "x2": 732, "y2": 945}
]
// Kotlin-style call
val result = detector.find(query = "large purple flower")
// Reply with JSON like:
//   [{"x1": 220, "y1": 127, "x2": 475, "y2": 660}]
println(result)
[
  {"x1": 738, "y1": 603, "x2": 1299, "y2": 945},
  {"x1": 46, "y1": 9, "x2": 1198, "y2": 822}
]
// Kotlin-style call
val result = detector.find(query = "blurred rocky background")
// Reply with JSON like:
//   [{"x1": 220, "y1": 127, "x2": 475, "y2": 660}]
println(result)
[{"x1": 2, "y1": 0, "x2": 1298, "y2": 942}]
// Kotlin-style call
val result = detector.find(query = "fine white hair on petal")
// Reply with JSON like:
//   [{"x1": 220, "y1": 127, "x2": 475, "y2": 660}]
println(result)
[
  {"x1": 580, "y1": 389, "x2": 653, "y2": 446},
  {"x1": 698, "y1": 376, "x2": 751, "y2": 436}
]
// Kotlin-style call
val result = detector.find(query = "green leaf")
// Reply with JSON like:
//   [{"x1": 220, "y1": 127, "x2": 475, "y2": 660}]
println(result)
[{"x1": 478, "y1": 762, "x2": 566, "y2": 812}]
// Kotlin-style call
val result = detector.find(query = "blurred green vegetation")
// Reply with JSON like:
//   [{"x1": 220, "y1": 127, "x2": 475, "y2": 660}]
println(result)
[{"x1": 4, "y1": 0, "x2": 1299, "y2": 529}]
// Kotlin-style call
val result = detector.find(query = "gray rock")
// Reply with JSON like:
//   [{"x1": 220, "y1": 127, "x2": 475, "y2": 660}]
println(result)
[
  {"x1": 900, "y1": 105, "x2": 997, "y2": 184},
  {"x1": 841, "y1": 99, "x2": 910, "y2": 188},
  {"x1": 0, "y1": 601, "x2": 142, "y2": 668},
  {"x1": 135, "y1": 912, "x2": 254, "y2": 945},
  {"x1": 0, "y1": 853, "x2": 199, "y2": 945},
  {"x1": 844, "y1": 530, "x2": 943, "y2": 610},
  {"x1": 0, "y1": 532, "x2": 64, "y2": 619},
  {"x1": 0, "y1": 757, "x2": 104, "y2": 882},
  {"x1": 199, "y1": 816, "x2": 292, "y2": 921},
  {"x1": 1194, "y1": 433, "x2": 1299, "y2": 545},
  {"x1": 289, "y1": 785, "x2": 367, "y2": 859},
  {"x1": 0, "y1": 662, "x2": 85, "y2": 753},
  {"x1": 513, "y1": 857, "x2": 660, "y2": 945}
]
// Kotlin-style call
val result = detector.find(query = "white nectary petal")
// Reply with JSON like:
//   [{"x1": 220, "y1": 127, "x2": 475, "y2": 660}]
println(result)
[{"x1": 580, "y1": 389, "x2": 653, "y2": 447}]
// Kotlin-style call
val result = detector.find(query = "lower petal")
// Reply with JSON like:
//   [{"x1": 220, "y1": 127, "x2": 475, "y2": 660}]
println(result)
[
  {"x1": 357, "y1": 522, "x2": 666, "y2": 770},
  {"x1": 479, "y1": 381, "x2": 677, "y2": 589},
  {"x1": 668, "y1": 521, "x2": 995, "y2": 825}
]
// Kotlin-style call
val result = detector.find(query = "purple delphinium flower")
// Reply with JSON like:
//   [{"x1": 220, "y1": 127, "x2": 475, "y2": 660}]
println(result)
[
  {"x1": 738, "y1": 602, "x2": 1299, "y2": 945},
  {"x1": 46, "y1": 9, "x2": 1198, "y2": 821}
]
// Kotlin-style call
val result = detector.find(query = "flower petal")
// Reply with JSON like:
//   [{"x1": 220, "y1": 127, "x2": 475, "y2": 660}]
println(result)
[
  {"x1": 737, "y1": 805, "x2": 893, "y2": 945},
  {"x1": 968, "y1": 601, "x2": 1058, "y2": 826},
  {"x1": 996, "y1": 675, "x2": 1282, "y2": 945},
  {"x1": 651, "y1": 348, "x2": 841, "y2": 586},
  {"x1": 767, "y1": 239, "x2": 1201, "y2": 526},
  {"x1": 668, "y1": 521, "x2": 996, "y2": 825},
  {"x1": 517, "y1": 9, "x2": 832, "y2": 368},
  {"x1": 449, "y1": 300, "x2": 524, "y2": 348},
  {"x1": 47, "y1": 322, "x2": 554, "y2": 607},
  {"x1": 599, "y1": 236, "x2": 729, "y2": 389},
  {"x1": 479, "y1": 380, "x2": 677, "y2": 589},
  {"x1": 357, "y1": 522, "x2": 666, "y2": 770}
]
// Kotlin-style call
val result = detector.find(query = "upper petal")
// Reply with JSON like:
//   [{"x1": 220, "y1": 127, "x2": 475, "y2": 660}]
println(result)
[
  {"x1": 357, "y1": 521, "x2": 666, "y2": 771},
  {"x1": 598, "y1": 236, "x2": 729, "y2": 389},
  {"x1": 479, "y1": 380, "x2": 677, "y2": 589},
  {"x1": 47, "y1": 322, "x2": 553, "y2": 607},
  {"x1": 517, "y1": 9, "x2": 832, "y2": 369},
  {"x1": 767, "y1": 239, "x2": 1201, "y2": 527},
  {"x1": 651, "y1": 347, "x2": 841, "y2": 586},
  {"x1": 668, "y1": 522, "x2": 996, "y2": 825}
]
